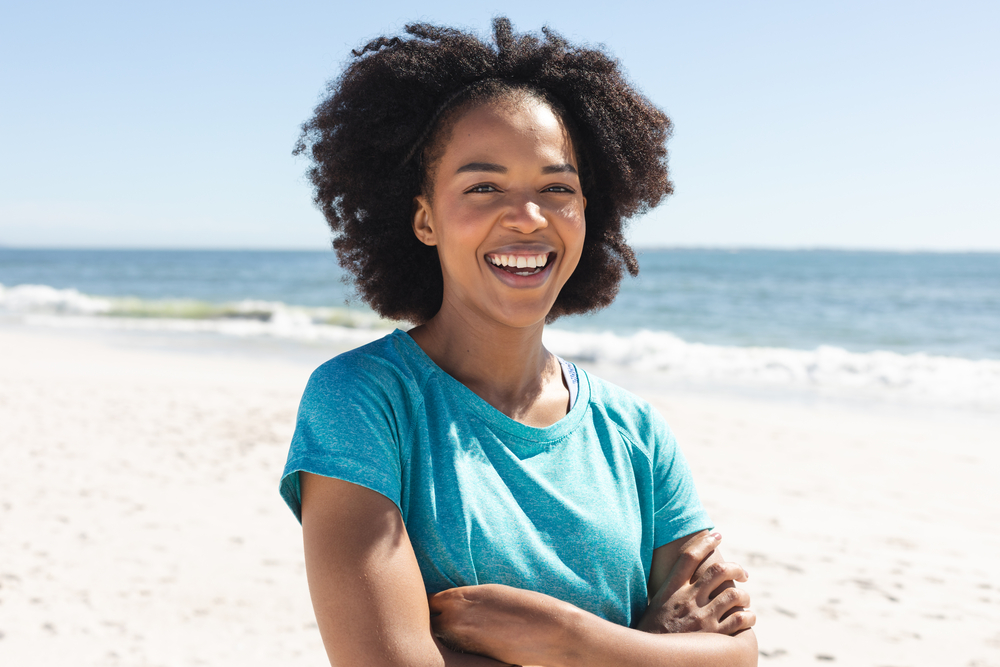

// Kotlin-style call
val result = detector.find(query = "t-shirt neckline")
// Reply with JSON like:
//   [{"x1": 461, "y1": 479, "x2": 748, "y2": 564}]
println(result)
[{"x1": 392, "y1": 328, "x2": 590, "y2": 445}]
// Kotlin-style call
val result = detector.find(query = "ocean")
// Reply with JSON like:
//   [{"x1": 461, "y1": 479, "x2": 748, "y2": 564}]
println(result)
[{"x1": 2, "y1": 248, "x2": 999, "y2": 409}]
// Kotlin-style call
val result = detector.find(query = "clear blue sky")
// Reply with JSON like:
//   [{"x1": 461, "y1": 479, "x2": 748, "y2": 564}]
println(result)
[{"x1": 1, "y1": 0, "x2": 997, "y2": 250}]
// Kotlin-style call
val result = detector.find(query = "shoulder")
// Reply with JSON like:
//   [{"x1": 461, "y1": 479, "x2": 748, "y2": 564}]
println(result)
[
  {"x1": 307, "y1": 329, "x2": 416, "y2": 383},
  {"x1": 284, "y1": 331, "x2": 424, "y2": 520},
  {"x1": 579, "y1": 368, "x2": 675, "y2": 458},
  {"x1": 582, "y1": 369, "x2": 666, "y2": 429},
  {"x1": 301, "y1": 330, "x2": 429, "y2": 408}
]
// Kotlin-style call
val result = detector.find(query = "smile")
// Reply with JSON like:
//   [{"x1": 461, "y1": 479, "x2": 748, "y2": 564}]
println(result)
[{"x1": 485, "y1": 252, "x2": 551, "y2": 276}]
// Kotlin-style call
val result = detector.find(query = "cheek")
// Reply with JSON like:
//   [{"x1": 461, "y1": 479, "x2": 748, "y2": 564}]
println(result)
[
  {"x1": 561, "y1": 207, "x2": 586, "y2": 251},
  {"x1": 432, "y1": 213, "x2": 490, "y2": 275},
  {"x1": 562, "y1": 210, "x2": 586, "y2": 274}
]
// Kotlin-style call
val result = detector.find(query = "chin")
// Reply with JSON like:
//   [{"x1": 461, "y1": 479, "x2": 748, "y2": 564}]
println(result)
[{"x1": 490, "y1": 302, "x2": 557, "y2": 330}]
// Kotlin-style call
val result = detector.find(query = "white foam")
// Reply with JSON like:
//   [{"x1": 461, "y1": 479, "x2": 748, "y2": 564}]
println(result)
[
  {"x1": 0, "y1": 283, "x2": 391, "y2": 333},
  {"x1": 0, "y1": 283, "x2": 113, "y2": 315},
  {"x1": 19, "y1": 314, "x2": 391, "y2": 348},
  {"x1": 543, "y1": 328, "x2": 1000, "y2": 409},
  {"x1": 5, "y1": 283, "x2": 998, "y2": 409}
]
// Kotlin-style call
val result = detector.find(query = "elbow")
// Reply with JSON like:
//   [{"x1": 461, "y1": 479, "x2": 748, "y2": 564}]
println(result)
[{"x1": 731, "y1": 628, "x2": 758, "y2": 667}]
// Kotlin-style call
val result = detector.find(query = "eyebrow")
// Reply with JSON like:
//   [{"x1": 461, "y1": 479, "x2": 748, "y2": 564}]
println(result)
[
  {"x1": 541, "y1": 163, "x2": 578, "y2": 175},
  {"x1": 456, "y1": 162, "x2": 506, "y2": 174},
  {"x1": 454, "y1": 162, "x2": 578, "y2": 175}
]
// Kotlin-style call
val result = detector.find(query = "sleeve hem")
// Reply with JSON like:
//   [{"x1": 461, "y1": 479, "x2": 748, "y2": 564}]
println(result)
[
  {"x1": 652, "y1": 511, "x2": 715, "y2": 551},
  {"x1": 279, "y1": 458, "x2": 403, "y2": 524}
]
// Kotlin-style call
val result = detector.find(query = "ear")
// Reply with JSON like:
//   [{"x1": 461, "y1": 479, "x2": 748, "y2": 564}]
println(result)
[{"x1": 412, "y1": 195, "x2": 437, "y2": 247}]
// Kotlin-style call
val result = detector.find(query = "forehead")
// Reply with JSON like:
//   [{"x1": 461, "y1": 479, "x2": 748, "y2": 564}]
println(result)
[{"x1": 439, "y1": 97, "x2": 576, "y2": 165}]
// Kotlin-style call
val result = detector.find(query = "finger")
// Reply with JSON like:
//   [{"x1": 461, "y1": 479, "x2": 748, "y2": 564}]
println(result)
[
  {"x1": 693, "y1": 561, "x2": 748, "y2": 605},
  {"x1": 668, "y1": 531, "x2": 722, "y2": 592},
  {"x1": 705, "y1": 585, "x2": 751, "y2": 620},
  {"x1": 717, "y1": 608, "x2": 757, "y2": 636}
]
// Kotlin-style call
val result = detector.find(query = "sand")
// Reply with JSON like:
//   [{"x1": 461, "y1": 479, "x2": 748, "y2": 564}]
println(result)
[{"x1": 1, "y1": 326, "x2": 998, "y2": 666}]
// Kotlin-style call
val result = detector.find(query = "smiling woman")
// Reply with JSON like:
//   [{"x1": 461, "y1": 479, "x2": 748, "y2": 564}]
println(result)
[
  {"x1": 281, "y1": 18, "x2": 757, "y2": 667},
  {"x1": 411, "y1": 97, "x2": 585, "y2": 333}
]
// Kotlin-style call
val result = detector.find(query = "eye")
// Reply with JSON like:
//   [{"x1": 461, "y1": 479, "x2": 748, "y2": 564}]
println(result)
[
  {"x1": 543, "y1": 184, "x2": 575, "y2": 194},
  {"x1": 465, "y1": 183, "x2": 500, "y2": 194}
]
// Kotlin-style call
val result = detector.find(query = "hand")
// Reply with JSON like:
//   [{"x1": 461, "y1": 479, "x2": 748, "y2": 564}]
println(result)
[
  {"x1": 429, "y1": 584, "x2": 574, "y2": 667},
  {"x1": 638, "y1": 531, "x2": 756, "y2": 636}
]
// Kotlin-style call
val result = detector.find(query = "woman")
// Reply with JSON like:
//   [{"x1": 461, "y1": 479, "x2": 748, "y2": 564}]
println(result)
[{"x1": 281, "y1": 18, "x2": 757, "y2": 666}]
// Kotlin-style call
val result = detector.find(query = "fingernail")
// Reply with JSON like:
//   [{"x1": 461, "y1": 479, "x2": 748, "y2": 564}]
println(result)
[
  {"x1": 743, "y1": 568, "x2": 749, "y2": 579},
  {"x1": 711, "y1": 532, "x2": 722, "y2": 540}
]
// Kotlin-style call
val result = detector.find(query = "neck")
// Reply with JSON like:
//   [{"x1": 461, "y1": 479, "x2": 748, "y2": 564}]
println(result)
[{"x1": 407, "y1": 300, "x2": 566, "y2": 426}]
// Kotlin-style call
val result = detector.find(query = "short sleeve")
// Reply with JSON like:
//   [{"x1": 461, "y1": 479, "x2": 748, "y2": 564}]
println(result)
[
  {"x1": 279, "y1": 351, "x2": 412, "y2": 522},
  {"x1": 649, "y1": 415, "x2": 714, "y2": 548}
]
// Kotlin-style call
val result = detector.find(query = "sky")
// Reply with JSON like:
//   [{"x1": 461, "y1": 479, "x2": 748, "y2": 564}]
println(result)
[{"x1": 1, "y1": 0, "x2": 997, "y2": 251}]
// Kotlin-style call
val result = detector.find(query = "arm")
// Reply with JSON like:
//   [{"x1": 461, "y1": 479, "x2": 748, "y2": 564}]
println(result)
[
  {"x1": 430, "y1": 532, "x2": 757, "y2": 667},
  {"x1": 432, "y1": 587, "x2": 756, "y2": 667},
  {"x1": 300, "y1": 472, "x2": 512, "y2": 667}
]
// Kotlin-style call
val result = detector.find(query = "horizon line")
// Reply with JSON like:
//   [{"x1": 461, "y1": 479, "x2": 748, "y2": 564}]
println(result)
[{"x1": 2, "y1": 244, "x2": 1000, "y2": 254}]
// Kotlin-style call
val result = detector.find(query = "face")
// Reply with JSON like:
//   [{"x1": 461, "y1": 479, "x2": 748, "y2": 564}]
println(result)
[{"x1": 412, "y1": 96, "x2": 586, "y2": 330}]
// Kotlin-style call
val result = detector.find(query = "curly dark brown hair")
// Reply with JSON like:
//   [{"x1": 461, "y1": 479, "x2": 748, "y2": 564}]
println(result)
[{"x1": 294, "y1": 17, "x2": 673, "y2": 323}]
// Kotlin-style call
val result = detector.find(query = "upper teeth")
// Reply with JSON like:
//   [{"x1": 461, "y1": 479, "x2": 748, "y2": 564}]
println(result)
[{"x1": 488, "y1": 253, "x2": 549, "y2": 268}]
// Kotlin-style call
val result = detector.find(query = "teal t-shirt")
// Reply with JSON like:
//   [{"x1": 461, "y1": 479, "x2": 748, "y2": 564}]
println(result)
[{"x1": 280, "y1": 329, "x2": 712, "y2": 628}]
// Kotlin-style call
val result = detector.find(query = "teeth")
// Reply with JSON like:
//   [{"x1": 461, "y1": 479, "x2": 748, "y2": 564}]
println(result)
[{"x1": 487, "y1": 252, "x2": 551, "y2": 269}]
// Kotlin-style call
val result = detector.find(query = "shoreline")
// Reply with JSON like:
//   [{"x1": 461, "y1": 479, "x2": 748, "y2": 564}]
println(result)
[
  {"x1": 7, "y1": 314, "x2": 1000, "y2": 416},
  {"x1": 1, "y1": 325, "x2": 998, "y2": 666}
]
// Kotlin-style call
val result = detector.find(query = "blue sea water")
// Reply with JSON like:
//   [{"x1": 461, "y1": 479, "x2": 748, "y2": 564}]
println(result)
[
  {"x1": 572, "y1": 249, "x2": 1000, "y2": 360},
  {"x1": 2, "y1": 247, "x2": 997, "y2": 360}
]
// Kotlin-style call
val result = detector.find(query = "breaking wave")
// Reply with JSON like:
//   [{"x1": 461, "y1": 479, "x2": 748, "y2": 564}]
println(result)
[
  {"x1": 0, "y1": 283, "x2": 394, "y2": 345},
  {"x1": 543, "y1": 328, "x2": 1000, "y2": 409},
  {"x1": 5, "y1": 283, "x2": 999, "y2": 408}
]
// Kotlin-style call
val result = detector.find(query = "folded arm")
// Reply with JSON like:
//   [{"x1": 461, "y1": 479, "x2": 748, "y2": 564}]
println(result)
[
  {"x1": 301, "y1": 472, "x2": 755, "y2": 667},
  {"x1": 431, "y1": 532, "x2": 757, "y2": 667}
]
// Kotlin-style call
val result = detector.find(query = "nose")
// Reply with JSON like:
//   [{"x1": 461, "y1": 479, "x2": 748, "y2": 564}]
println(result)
[{"x1": 501, "y1": 193, "x2": 548, "y2": 234}]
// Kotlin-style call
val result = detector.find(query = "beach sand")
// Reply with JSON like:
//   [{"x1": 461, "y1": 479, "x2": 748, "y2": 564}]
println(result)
[{"x1": 1, "y1": 326, "x2": 998, "y2": 666}]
